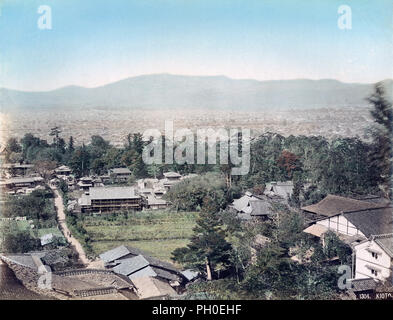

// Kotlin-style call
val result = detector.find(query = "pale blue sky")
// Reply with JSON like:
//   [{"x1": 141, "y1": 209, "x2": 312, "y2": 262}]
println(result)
[{"x1": 0, "y1": 0, "x2": 392, "y2": 91}]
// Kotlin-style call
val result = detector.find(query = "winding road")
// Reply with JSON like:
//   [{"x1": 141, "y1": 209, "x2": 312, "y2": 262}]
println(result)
[{"x1": 50, "y1": 186, "x2": 91, "y2": 266}]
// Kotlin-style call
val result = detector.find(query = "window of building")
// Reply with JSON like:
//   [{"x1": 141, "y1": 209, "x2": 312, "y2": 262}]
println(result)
[
  {"x1": 371, "y1": 252, "x2": 379, "y2": 259},
  {"x1": 371, "y1": 269, "x2": 378, "y2": 276}
]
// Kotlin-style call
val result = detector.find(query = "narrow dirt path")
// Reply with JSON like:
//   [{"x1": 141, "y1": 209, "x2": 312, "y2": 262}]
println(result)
[{"x1": 50, "y1": 186, "x2": 91, "y2": 266}]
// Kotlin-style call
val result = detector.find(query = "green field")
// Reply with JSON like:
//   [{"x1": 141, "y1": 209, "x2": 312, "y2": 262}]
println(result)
[{"x1": 82, "y1": 210, "x2": 197, "y2": 263}]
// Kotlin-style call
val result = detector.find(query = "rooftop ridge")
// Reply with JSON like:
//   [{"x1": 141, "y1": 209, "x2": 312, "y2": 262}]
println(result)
[{"x1": 342, "y1": 205, "x2": 392, "y2": 215}]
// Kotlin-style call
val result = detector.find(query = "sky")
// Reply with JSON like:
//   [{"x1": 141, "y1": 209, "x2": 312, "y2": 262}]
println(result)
[{"x1": 0, "y1": 0, "x2": 392, "y2": 91}]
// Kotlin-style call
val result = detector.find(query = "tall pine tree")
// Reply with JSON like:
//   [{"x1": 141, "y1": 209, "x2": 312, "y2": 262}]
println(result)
[
  {"x1": 172, "y1": 196, "x2": 232, "y2": 280},
  {"x1": 367, "y1": 82, "x2": 393, "y2": 199}
]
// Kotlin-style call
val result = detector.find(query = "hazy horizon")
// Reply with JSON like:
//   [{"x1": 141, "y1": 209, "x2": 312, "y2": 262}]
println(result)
[
  {"x1": 0, "y1": 0, "x2": 392, "y2": 91},
  {"x1": 2, "y1": 73, "x2": 391, "y2": 93}
]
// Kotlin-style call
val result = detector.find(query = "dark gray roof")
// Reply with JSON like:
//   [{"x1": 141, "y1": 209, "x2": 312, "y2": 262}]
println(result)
[
  {"x1": 100, "y1": 245, "x2": 179, "y2": 273},
  {"x1": 100, "y1": 245, "x2": 183, "y2": 282},
  {"x1": 99, "y1": 245, "x2": 145, "y2": 263},
  {"x1": 344, "y1": 207, "x2": 393, "y2": 238},
  {"x1": 249, "y1": 199, "x2": 275, "y2": 216},
  {"x1": 302, "y1": 195, "x2": 385, "y2": 217},
  {"x1": 112, "y1": 255, "x2": 150, "y2": 276},
  {"x1": 265, "y1": 181, "x2": 294, "y2": 199},
  {"x1": 152, "y1": 266, "x2": 181, "y2": 282},
  {"x1": 182, "y1": 269, "x2": 199, "y2": 281},
  {"x1": 128, "y1": 266, "x2": 157, "y2": 280},
  {"x1": 350, "y1": 278, "x2": 378, "y2": 292},
  {"x1": 373, "y1": 234, "x2": 393, "y2": 258}
]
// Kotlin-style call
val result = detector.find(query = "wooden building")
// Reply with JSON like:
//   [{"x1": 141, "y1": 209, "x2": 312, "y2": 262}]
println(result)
[
  {"x1": 108, "y1": 168, "x2": 132, "y2": 183},
  {"x1": 79, "y1": 187, "x2": 142, "y2": 213}
]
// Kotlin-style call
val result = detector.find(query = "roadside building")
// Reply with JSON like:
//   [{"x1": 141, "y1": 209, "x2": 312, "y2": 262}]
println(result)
[
  {"x1": 0, "y1": 176, "x2": 44, "y2": 192},
  {"x1": 145, "y1": 195, "x2": 169, "y2": 210},
  {"x1": 0, "y1": 163, "x2": 34, "y2": 177},
  {"x1": 79, "y1": 187, "x2": 142, "y2": 213},
  {"x1": 54, "y1": 165, "x2": 72, "y2": 176},
  {"x1": 109, "y1": 168, "x2": 132, "y2": 183},
  {"x1": 162, "y1": 172, "x2": 182, "y2": 190},
  {"x1": 77, "y1": 177, "x2": 93, "y2": 191}
]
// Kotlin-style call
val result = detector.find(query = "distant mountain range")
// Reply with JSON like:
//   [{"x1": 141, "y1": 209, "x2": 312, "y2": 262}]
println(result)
[{"x1": 1, "y1": 74, "x2": 392, "y2": 112}]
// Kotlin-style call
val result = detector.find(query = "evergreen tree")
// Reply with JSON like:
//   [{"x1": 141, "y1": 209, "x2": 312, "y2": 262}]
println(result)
[
  {"x1": 67, "y1": 136, "x2": 75, "y2": 154},
  {"x1": 172, "y1": 196, "x2": 232, "y2": 280},
  {"x1": 367, "y1": 82, "x2": 393, "y2": 199}
]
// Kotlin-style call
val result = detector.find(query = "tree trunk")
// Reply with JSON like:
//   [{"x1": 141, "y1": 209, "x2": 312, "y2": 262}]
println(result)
[
  {"x1": 226, "y1": 173, "x2": 232, "y2": 188},
  {"x1": 205, "y1": 257, "x2": 212, "y2": 281}
]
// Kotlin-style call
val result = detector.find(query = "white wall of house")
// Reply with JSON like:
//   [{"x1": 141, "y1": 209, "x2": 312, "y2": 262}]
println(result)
[
  {"x1": 354, "y1": 240, "x2": 392, "y2": 281},
  {"x1": 316, "y1": 215, "x2": 365, "y2": 237}
]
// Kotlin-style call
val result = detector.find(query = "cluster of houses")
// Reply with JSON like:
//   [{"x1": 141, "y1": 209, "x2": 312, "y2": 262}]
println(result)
[
  {"x1": 229, "y1": 181, "x2": 294, "y2": 220},
  {"x1": 0, "y1": 163, "x2": 45, "y2": 195},
  {"x1": 302, "y1": 195, "x2": 392, "y2": 287},
  {"x1": 0, "y1": 244, "x2": 198, "y2": 300},
  {"x1": 0, "y1": 162, "x2": 193, "y2": 213},
  {"x1": 2, "y1": 161, "x2": 391, "y2": 297},
  {"x1": 74, "y1": 169, "x2": 195, "y2": 213},
  {"x1": 229, "y1": 182, "x2": 392, "y2": 293},
  {"x1": 98, "y1": 245, "x2": 198, "y2": 299}
]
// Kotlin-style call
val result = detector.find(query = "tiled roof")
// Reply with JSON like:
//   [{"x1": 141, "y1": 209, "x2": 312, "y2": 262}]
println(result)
[
  {"x1": 99, "y1": 245, "x2": 145, "y2": 263},
  {"x1": 249, "y1": 199, "x2": 275, "y2": 216},
  {"x1": 100, "y1": 245, "x2": 182, "y2": 282},
  {"x1": 4, "y1": 177, "x2": 44, "y2": 184},
  {"x1": 152, "y1": 266, "x2": 180, "y2": 282},
  {"x1": 55, "y1": 165, "x2": 71, "y2": 172},
  {"x1": 301, "y1": 195, "x2": 385, "y2": 217},
  {"x1": 343, "y1": 207, "x2": 393, "y2": 238},
  {"x1": 112, "y1": 255, "x2": 150, "y2": 276},
  {"x1": 110, "y1": 168, "x2": 131, "y2": 174},
  {"x1": 163, "y1": 172, "x2": 181, "y2": 178},
  {"x1": 181, "y1": 269, "x2": 199, "y2": 281},
  {"x1": 128, "y1": 266, "x2": 157, "y2": 280},
  {"x1": 373, "y1": 234, "x2": 393, "y2": 258},
  {"x1": 147, "y1": 195, "x2": 167, "y2": 206},
  {"x1": 89, "y1": 187, "x2": 139, "y2": 200},
  {"x1": 232, "y1": 193, "x2": 275, "y2": 216},
  {"x1": 350, "y1": 278, "x2": 378, "y2": 292}
]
